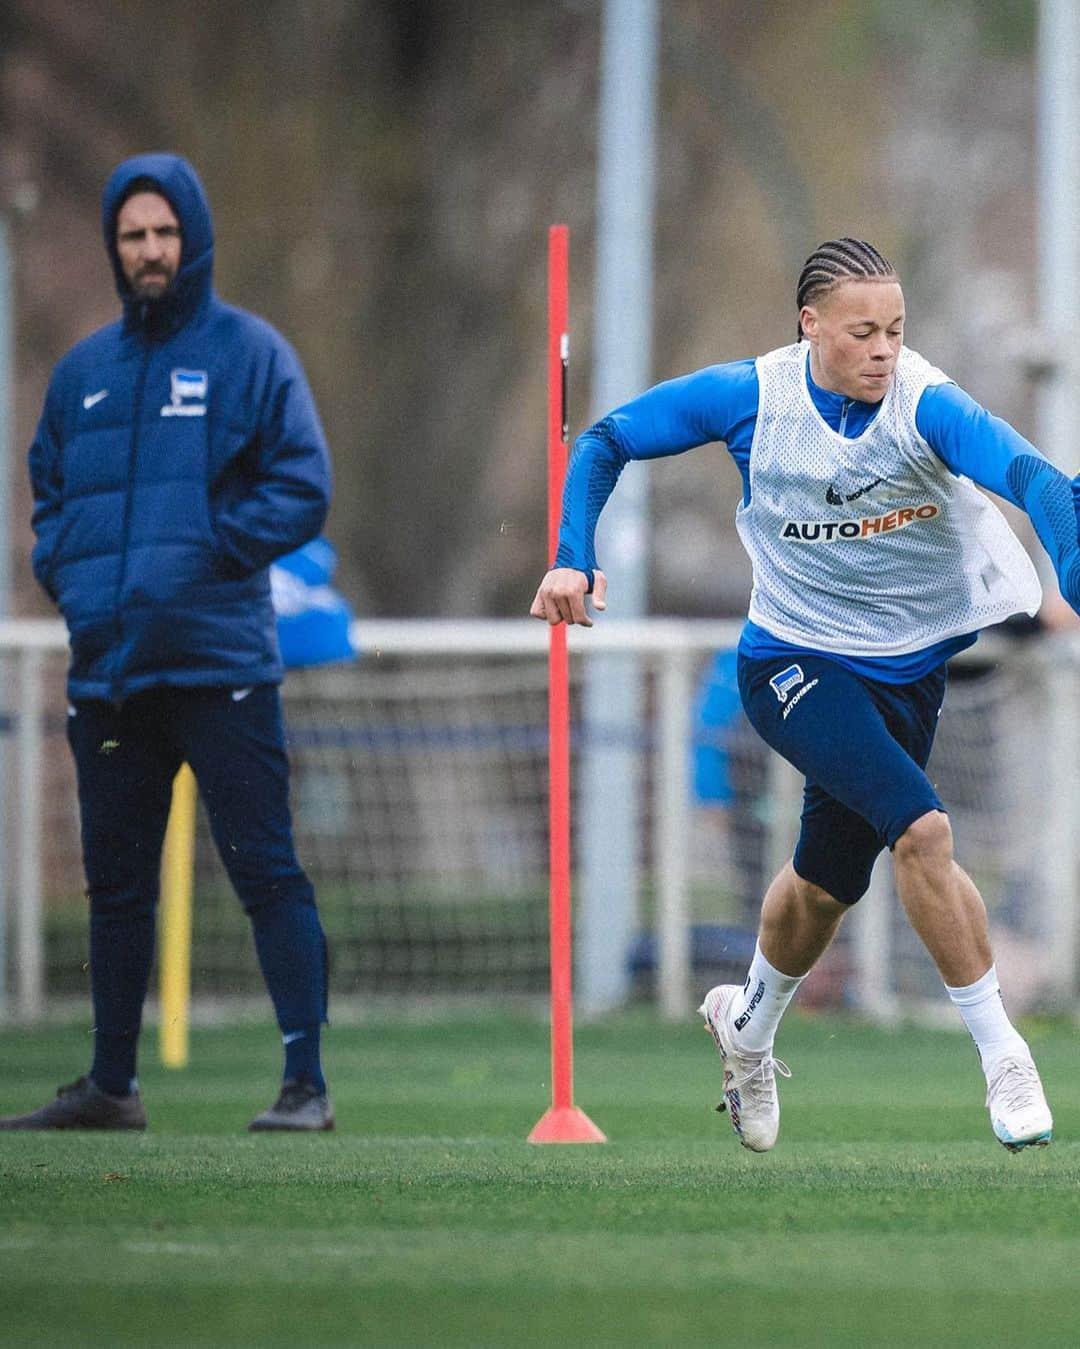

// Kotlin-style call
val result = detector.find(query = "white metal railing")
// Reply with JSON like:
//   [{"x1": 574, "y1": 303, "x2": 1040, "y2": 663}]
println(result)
[
  {"x1": 0, "y1": 621, "x2": 64, "y2": 1021},
  {"x1": 1, "y1": 617, "x2": 1077, "y2": 1022}
]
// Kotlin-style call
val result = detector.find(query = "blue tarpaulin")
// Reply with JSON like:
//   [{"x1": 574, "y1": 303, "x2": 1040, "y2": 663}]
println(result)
[{"x1": 270, "y1": 537, "x2": 357, "y2": 668}]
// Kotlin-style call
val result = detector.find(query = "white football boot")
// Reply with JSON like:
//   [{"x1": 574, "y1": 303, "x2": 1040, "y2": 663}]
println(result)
[
  {"x1": 985, "y1": 1053, "x2": 1053, "y2": 1152},
  {"x1": 698, "y1": 984, "x2": 791, "y2": 1152}
]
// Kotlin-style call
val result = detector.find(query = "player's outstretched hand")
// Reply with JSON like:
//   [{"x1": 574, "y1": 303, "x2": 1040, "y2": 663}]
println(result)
[{"x1": 530, "y1": 568, "x2": 608, "y2": 627}]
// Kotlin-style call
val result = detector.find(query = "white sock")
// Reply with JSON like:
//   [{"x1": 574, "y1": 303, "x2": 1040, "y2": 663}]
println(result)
[
  {"x1": 731, "y1": 942, "x2": 805, "y2": 1053},
  {"x1": 945, "y1": 966, "x2": 1028, "y2": 1076}
]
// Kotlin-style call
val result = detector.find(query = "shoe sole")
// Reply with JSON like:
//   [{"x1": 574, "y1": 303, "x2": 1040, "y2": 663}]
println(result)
[
  {"x1": 248, "y1": 1115, "x2": 335, "y2": 1132},
  {"x1": 0, "y1": 1119, "x2": 146, "y2": 1131},
  {"x1": 248, "y1": 1123, "x2": 335, "y2": 1132},
  {"x1": 997, "y1": 1129, "x2": 1052, "y2": 1153}
]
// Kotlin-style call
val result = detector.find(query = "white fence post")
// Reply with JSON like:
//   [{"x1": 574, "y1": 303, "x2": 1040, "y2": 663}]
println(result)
[
  {"x1": 1039, "y1": 636, "x2": 1080, "y2": 1004},
  {"x1": 16, "y1": 645, "x2": 44, "y2": 1021},
  {"x1": 764, "y1": 750, "x2": 801, "y2": 885},
  {"x1": 851, "y1": 856, "x2": 900, "y2": 1023},
  {"x1": 655, "y1": 645, "x2": 692, "y2": 1020}
]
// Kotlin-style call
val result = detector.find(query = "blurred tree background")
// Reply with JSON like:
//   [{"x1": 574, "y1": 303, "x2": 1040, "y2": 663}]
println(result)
[{"x1": 0, "y1": 0, "x2": 1042, "y2": 619}]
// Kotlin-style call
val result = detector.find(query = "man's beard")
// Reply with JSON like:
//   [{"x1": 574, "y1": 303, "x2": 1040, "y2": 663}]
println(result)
[{"x1": 132, "y1": 269, "x2": 173, "y2": 300}]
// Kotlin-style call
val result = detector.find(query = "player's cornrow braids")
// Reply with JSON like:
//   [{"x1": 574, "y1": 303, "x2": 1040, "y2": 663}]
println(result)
[{"x1": 795, "y1": 238, "x2": 897, "y2": 338}]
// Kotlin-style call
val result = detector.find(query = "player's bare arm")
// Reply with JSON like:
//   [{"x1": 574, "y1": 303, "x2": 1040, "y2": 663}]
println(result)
[{"x1": 529, "y1": 566, "x2": 608, "y2": 626}]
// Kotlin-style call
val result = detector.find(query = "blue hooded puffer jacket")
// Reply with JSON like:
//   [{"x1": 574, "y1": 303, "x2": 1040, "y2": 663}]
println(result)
[{"x1": 28, "y1": 152, "x2": 332, "y2": 701}]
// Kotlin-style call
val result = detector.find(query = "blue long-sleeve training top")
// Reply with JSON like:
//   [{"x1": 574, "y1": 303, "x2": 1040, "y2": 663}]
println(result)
[{"x1": 554, "y1": 353, "x2": 1080, "y2": 681}]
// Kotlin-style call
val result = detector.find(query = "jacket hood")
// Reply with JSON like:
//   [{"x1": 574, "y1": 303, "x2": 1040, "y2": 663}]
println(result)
[{"x1": 103, "y1": 153, "x2": 214, "y2": 333}]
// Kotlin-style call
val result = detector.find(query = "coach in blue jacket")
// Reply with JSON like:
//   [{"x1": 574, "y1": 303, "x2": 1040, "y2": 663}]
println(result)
[{"x1": 3, "y1": 153, "x2": 334, "y2": 1132}]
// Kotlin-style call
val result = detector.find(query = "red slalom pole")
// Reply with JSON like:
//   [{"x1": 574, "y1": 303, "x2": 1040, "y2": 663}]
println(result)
[{"x1": 528, "y1": 225, "x2": 606, "y2": 1145}]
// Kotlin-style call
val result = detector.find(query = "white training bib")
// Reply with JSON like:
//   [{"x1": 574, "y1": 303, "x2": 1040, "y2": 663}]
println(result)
[{"x1": 735, "y1": 343, "x2": 1041, "y2": 656}]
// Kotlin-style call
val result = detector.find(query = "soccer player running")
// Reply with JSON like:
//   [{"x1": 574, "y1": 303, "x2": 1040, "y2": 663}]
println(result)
[
  {"x1": 531, "y1": 238, "x2": 1080, "y2": 1153},
  {"x1": 2, "y1": 154, "x2": 334, "y2": 1133}
]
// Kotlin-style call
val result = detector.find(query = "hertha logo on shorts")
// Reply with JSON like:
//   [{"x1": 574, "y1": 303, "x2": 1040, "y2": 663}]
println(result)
[{"x1": 769, "y1": 664, "x2": 804, "y2": 703}]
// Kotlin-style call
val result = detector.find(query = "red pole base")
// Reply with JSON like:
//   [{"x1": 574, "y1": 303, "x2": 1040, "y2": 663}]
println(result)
[{"x1": 527, "y1": 1105, "x2": 608, "y2": 1145}]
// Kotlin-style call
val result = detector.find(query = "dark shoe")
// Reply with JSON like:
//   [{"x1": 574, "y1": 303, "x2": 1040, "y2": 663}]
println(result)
[
  {"x1": 248, "y1": 1080, "x2": 334, "y2": 1132},
  {"x1": 0, "y1": 1076, "x2": 147, "y2": 1131}
]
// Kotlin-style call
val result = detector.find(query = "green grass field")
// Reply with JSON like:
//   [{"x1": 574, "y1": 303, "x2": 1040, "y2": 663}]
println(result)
[{"x1": 1, "y1": 1010, "x2": 1078, "y2": 1348}]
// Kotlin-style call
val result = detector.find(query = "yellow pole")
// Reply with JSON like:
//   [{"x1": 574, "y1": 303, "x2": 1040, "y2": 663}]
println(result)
[{"x1": 159, "y1": 763, "x2": 197, "y2": 1068}]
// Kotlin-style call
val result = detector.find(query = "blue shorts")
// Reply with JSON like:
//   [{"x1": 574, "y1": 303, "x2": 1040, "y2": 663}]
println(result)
[{"x1": 737, "y1": 653, "x2": 947, "y2": 905}]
